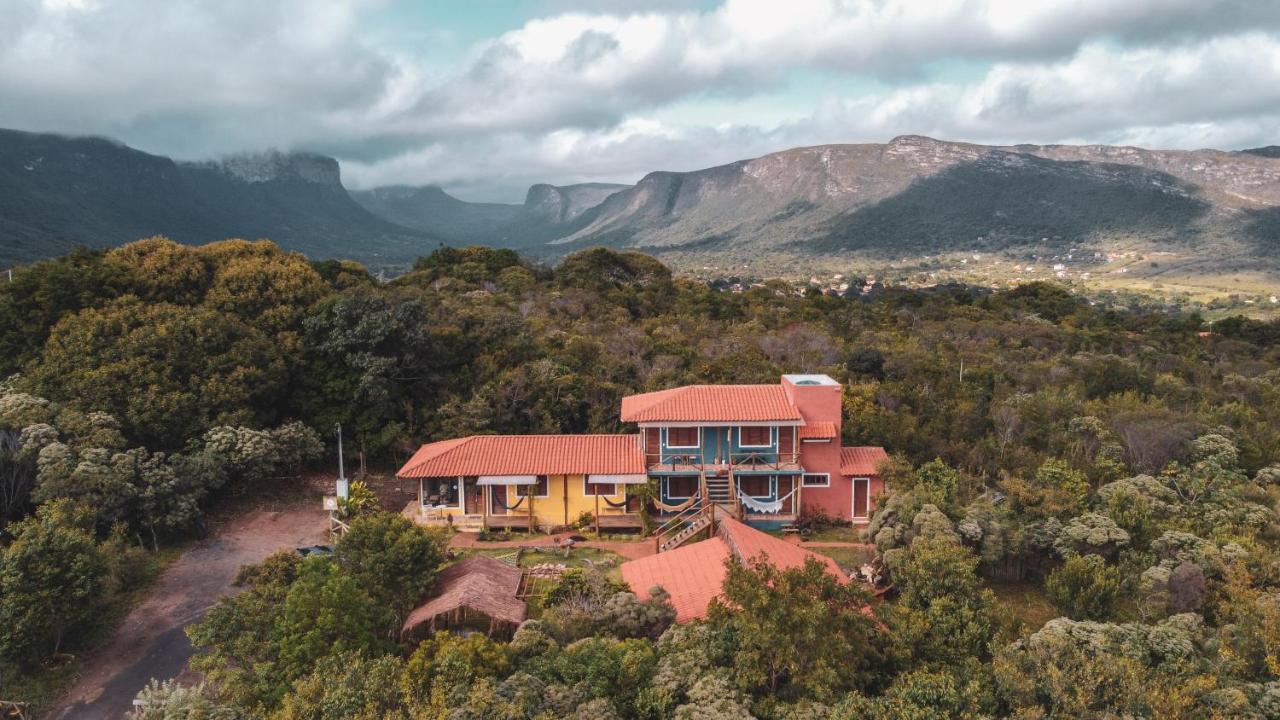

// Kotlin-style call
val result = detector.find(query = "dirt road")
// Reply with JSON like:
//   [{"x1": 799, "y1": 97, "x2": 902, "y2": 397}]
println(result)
[{"x1": 46, "y1": 506, "x2": 328, "y2": 720}]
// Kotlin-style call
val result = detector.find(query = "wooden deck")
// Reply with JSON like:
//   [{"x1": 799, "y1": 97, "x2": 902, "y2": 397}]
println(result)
[{"x1": 595, "y1": 513, "x2": 644, "y2": 529}]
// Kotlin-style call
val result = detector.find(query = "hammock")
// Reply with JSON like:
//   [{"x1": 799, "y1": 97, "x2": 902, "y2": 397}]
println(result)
[
  {"x1": 738, "y1": 489, "x2": 796, "y2": 515},
  {"x1": 493, "y1": 494, "x2": 527, "y2": 512},
  {"x1": 651, "y1": 495, "x2": 698, "y2": 513},
  {"x1": 601, "y1": 495, "x2": 630, "y2": 509}
]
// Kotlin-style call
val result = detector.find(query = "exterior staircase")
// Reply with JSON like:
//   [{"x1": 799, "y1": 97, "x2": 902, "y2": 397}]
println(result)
[
  {"x1": 656, "y1": 511, "x2": 712, "y2": 552},
  {"x1": 704, "y1": 474, "x2": 732, "y2": 504},
  {"x1": 656, "y1": 471, "x2": 744, "y2": 553},
  {"x1": 656, "y1": 471, "x2": 711, "y2": 553}
]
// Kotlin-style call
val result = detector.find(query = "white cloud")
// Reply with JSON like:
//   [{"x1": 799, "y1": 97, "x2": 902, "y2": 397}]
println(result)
[
  {"x1": 346, "y1": 32, "x2": 1280, "y2": 198},
  {"x1": 1, "y1": 0, "x2": 1278, "y2": 200}
]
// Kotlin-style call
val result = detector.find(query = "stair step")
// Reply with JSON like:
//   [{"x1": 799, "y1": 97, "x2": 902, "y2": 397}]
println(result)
[{"x1": 658, "y1": 515, "x2": 711, "y2": 552}]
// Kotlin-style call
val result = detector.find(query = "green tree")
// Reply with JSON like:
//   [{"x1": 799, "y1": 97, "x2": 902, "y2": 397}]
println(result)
[
  {"x1": 401, "y1": 631, "x2": 510, "y2": 705},
  {"x1": 31, "y1": 298, "x2": 285, "y2": 448},
  {"x1": 187, "y1": 551, "x2": 302, "y2": 710},
  {"x1": 273, "y1": 558, "x2": 389, "y2": 684},
  {"x1": 709, "y1": 556, "x2": 883, "y2": 701},
  {"x1": 0, "y1": 500, "x2": 107, "y2": 664},
  {"x1": 333, "y1": 512, "x2": 447, "y2": 630},
  {"x1": 274, "y1": 652, "x2": 408, "y2": 720},
  {"x1": 889, "y1": 537, "x2": 997, "y2": 666},
  {"x1": 1045, "y1": 554, "x2": 1123, "y2": 620}
]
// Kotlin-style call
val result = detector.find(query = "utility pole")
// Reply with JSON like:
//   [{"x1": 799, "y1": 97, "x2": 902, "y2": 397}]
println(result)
[{"x1": 335, "y1": 423, "x2": 348, "y2": 499}]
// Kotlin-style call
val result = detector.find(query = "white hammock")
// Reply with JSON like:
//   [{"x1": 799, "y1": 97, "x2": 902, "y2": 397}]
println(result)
[{"x1": 737, "y1": 488, "x2": 795, "y2": 514}]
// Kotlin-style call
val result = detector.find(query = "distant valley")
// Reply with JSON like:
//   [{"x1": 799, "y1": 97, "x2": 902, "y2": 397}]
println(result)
[{"x1": 2, "y1": 128, "x2": 1279, "y2": 304}]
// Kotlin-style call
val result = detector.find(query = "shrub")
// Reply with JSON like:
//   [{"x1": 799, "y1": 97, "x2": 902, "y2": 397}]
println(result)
[{"x1": 1046, "y1": 554, "x2": 1122, "y2": 621}]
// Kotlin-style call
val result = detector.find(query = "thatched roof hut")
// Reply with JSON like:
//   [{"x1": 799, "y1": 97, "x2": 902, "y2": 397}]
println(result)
[{"x1": 401, "y1": 555, "x2": 527, "y2": 640}]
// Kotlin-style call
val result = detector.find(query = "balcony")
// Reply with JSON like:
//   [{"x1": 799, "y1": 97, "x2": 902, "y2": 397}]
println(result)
[{"x1": 645, "y1": 450, "x2": 802, "y2": 474}]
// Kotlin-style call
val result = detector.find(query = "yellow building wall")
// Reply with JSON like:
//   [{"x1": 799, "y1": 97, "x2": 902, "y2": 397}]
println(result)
[
  {"x1": 417, "y1": 475, "x2": 633, "y2": 530},
  {"x1": 491, "y1": 474, "x2": 631, "y2": 529}
]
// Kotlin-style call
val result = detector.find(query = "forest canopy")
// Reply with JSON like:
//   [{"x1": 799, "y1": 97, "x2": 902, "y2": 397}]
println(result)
[{"x1": 5, "y1": 238, "x2": 1280, "y2": 718}]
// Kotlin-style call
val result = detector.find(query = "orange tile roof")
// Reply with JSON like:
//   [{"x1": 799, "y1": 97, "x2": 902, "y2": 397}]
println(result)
[
  {"x1": 398, "y1": 434, "x2": 644, "y2": 478},
  {"x1": 840, "y1": 446, "x2": 889, "y2": 476},
  {"x1": 621, "y1": 537, "x2": 732, "y2": 622},
  {"x1": 718, "y1": 517, "x2": 845, "y2": 578},
  {"x1": 620, "y1": 517, "x2": 846, "y2": 622},
  {"x1": 620, "y1": 385, "x2": 803, "y2": 423},
  {"x1": 798, "y1": 421, "x2": 838, "y2": 440}
]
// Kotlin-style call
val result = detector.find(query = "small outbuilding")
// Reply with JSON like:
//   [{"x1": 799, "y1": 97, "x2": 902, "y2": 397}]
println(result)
[{"x1": 401, "y1": 555, "x2": 527, "y2": 641}]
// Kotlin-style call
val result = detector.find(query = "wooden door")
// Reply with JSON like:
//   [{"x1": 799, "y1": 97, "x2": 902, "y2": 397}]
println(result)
[
  {"x1": 778, "y1": 427, "x2": 794, "y2": 460},
  {"x1": 852, "y1": 478, "x2": 870, "y2": 519},
  {"x1": 463, "y1": 479, "x2": 483, "y2": 515}
]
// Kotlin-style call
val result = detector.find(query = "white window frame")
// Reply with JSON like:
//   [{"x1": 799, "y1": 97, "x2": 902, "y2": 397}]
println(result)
[
  {"x1": 801, "y1": 472, "x2": 830, "y2": 488},
  {"x1": 582, "y1": 476, "x2": 620, "y2": 497},
  {"x1": 737, "y1": 474, "x2": 777, "y2": 500},
  {"x1": 516, "y1": 474, "x2": 551, "y2": 499},
  {"x1": 662, "y1": 476, "x2": 697, "y2": 500},
  {"x1": 737, "y1": 425, "x2": 774, "y2": 449},
  {"x1": 664, "y1": 426, "x2": 701, "y2": 450}
]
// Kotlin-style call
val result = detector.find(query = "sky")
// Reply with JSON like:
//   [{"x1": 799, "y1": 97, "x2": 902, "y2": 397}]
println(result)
[{"x1": 3, "y1": 0, "x2": 1280, "y2": 202}]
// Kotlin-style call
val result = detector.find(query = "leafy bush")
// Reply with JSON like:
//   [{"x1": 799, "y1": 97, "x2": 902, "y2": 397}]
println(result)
[{"x1": 1046, "y1": 554, "x2": 1123, "y2": 621}]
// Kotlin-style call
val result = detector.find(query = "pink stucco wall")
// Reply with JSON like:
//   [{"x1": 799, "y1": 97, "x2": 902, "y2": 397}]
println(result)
[{"x1": 784, "y1": 375, "x2": 882, "y2": 523}]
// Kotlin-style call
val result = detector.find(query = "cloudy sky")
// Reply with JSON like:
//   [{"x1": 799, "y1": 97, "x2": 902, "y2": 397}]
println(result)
[{"x1": 4, "y1": 0, "x2": 1280, "y2": 201}]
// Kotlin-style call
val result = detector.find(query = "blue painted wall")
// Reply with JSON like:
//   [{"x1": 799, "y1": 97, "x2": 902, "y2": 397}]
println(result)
[{"x1": 656, "y1": 425, "x2": 779, "y2": 465}]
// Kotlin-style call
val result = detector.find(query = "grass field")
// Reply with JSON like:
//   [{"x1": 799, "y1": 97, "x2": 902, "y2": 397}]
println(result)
[
  {"x1": 988, "y1": 580, "x2": 1059, "y2": 638},
  {"x1": 800, "y1": 526, "x2": 869, "y2": 543},
  {"x1": 456, "y1": 546, "x2": 624, "y2": 571},
  {"x1": 807, "y1": 545, "x2": 876, "y2": 572}
]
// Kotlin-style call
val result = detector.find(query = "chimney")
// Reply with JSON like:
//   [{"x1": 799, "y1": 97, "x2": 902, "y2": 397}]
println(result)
[{"x1": 780, "y1": 374, "x2": 842, "y2": 426}]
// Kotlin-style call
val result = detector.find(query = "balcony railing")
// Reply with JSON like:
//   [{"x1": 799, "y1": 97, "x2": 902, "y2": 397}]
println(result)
[{"x1": 645, "y1": 451, "x2": 801, "y2": 472}]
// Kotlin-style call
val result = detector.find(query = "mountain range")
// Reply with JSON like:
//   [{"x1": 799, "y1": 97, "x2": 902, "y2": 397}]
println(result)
[{"x1": 1, "y1": 128, "x2": 1278, "y2": 274}]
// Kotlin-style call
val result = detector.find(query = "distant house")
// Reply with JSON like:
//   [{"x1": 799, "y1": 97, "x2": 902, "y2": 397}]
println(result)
[
  {"x1": 620, "y1": 516, "x2": 846, "y2": 622},
  {"x1": 396, "y1": 374, "x2": 888, "y2": 552}
]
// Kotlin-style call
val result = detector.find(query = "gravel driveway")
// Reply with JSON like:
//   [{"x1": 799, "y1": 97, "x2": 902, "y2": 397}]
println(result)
[{"x1": 45, "y1": 506, "x2": 328, "y2": 719}]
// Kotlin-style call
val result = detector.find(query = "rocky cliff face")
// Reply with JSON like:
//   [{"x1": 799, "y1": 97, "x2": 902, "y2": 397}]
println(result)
[
  {"x1": 6, "y1": 126, "x2": 1279, "y2": 271},
  {"x1": 1013, "y1": 143, "x2": 1280, "y2": 207},
  {"x1": 523, "y1": 183, "x2": 629, "y2": 223},
  {"x1": 189, "y1": 150, "x2": 344, "y2": 188},
  {"x1": 556, "y1": 135, "x2": 1279, "y2": 255},
  {"x1": 353, "y1": 182, "x2": 629, "y2": 247}
]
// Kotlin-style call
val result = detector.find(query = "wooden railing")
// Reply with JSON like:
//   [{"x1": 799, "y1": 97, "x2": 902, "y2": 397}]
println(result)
[
  {"x1": 654, "y1": 474, "x2": 709, "y2": 551},
  {"x1": 645, "y1": 451, "x2": 801, "y2": 471}
]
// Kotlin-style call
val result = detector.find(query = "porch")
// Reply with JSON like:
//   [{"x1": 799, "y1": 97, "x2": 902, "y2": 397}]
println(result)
[
  {"x1": 649, "y1": 471, "x2": 802, "y2": 537},
  {"x1": 645, "y1": 450, "x2": 803, "y2": 475},
  {"x1": 410, "y1": 474, "x2": 645, "y2": 533}
]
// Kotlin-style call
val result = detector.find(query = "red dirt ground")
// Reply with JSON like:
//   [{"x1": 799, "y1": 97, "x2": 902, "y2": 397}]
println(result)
[{"x1": 45, "y1": 504, "x2": 328, "y2": 720}]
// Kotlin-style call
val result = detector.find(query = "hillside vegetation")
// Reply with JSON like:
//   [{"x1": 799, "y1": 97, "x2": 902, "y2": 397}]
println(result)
[
  {"x1": 5, "y1": 130, "x2": 1280, "y2": 297},
  {"x1": 3, "y1": 240, "x2": 1280, "y2": 717}
]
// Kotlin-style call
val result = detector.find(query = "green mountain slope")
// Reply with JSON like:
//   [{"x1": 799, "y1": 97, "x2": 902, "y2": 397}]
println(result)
[{"x1": 0, "y1": 129, "x2": 437, "y2": 268}]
